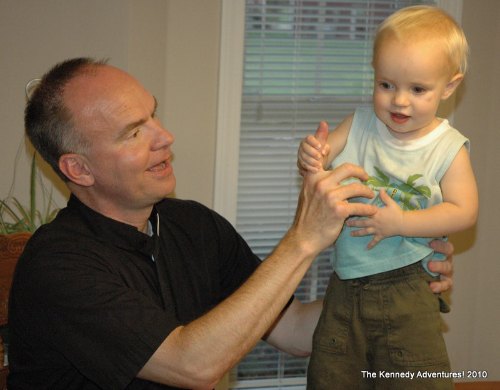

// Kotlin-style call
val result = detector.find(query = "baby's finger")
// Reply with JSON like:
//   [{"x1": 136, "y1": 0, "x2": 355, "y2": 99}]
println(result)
[
  {"x1": 350, "y1": 227, "x2": 372, "y2": 237},
  {"x1": 366, "y1": 236, "x2": 382, "y2": 249},
  {"x1": 305, "y1": 135, "x2": 323, "y2": 150}
]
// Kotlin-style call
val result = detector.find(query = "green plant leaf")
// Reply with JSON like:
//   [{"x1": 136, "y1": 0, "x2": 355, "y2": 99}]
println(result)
[{"x1": 0, "y1": 152, "x2": 59, "y2": 234}]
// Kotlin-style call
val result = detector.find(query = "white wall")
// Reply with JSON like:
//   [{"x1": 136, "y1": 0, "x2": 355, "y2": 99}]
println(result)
[{"x1": 1, "y1": 0, "x2": 498, "y2": 383}]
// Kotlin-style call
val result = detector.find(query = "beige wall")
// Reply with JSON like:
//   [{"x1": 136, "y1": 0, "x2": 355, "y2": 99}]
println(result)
[
  {"x1": 163, "y1": 0, "x2": 221, "y2": 205},
  {"x1": 1, "y1": 0, "x2": 498, "y2": 382},
  {"x1": 444, "y1": 0, "x2": 500, "y2": 377},
  {"x1": 0, "y1": 0, "x2": 170, "y2": 205},
  {"x1": 0, "y1": 0, "x2": 219, "y2": 207}
]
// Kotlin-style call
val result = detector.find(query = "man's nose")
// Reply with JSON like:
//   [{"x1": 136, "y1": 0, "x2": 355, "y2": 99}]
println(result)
[{"x1": 152, "y1": 123, "x2": 175, "y2": 150}]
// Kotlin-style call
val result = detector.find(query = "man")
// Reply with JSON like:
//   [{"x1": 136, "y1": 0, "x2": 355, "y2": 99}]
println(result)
[{"x1": 8, "y1": 58, "x2": 453, "y2": 389}]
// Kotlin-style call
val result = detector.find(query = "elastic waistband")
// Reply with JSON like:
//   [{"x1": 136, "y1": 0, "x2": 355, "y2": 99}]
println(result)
[{"x1": 343, "y1": 262, "x2": 427, "y2": 285}]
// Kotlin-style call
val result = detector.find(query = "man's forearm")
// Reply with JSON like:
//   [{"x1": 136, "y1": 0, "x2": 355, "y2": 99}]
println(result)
[
  {"x1": 139, "y1": 229, "x2": 319, "y2": 388},
  {"x1": 265, "y1": 298, "x2": 324, "y2": 356},
  {"x1": 139, "y1": 163, "x2": 376, "y2": 388}
]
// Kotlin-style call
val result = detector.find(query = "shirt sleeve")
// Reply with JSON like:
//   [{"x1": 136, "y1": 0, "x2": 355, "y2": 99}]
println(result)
[
  {"x1": 156, "y1": 200, "x2": 262, "y2": 323},
  {"x1": 11, "y1": 243, "x2": 174, "y2": 389}
]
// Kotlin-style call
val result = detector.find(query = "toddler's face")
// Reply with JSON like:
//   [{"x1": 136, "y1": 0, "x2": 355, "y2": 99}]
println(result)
[{"x1": 372, "y1": 38, "x2": 459, "y2": 141}]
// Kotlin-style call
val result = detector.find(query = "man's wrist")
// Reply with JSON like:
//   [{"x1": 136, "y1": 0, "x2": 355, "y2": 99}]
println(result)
[{"x1": 280, "y1": 227, "x2": 320, "y2": 262}]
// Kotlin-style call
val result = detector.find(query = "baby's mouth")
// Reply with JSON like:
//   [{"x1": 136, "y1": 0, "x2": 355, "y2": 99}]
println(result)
[{"x1": 390, "y1": 112, "x2": 410, "y2": 124}]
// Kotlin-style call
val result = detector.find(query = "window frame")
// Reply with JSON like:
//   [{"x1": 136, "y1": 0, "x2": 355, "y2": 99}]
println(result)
[
  {"x1": 213, "y1": 1, "x2": 463, "y2": 388},
  {"x1": 213, "y1": 0, "x2": 462, "y2": 222}
]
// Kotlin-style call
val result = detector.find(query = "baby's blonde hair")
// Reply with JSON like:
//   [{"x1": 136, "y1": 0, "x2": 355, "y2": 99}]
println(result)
[{"x1": 373, "y1": 5, "x2": 469, "y2": 76}]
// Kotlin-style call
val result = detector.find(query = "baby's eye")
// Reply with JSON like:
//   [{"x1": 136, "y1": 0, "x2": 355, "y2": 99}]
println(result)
[
  {"x1": 412, "y1": 86, "x2": 426, "y2": 94},
  {"x1": 379, "y1": 81, "x2": 393, "y2": 90}
]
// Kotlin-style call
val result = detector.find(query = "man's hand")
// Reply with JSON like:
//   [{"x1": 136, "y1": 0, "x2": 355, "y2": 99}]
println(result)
[
  {"x1": 292, "y1": 162, "x2": 377, "y2": 255},
  {"x1": 427, "y1": 240, "x2": 454, "y2": 293}
]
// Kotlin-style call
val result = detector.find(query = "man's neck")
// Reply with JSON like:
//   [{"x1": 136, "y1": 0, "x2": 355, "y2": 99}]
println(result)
[{"x1": 69, "y1": 188, "x2": 153, "y2": 233}]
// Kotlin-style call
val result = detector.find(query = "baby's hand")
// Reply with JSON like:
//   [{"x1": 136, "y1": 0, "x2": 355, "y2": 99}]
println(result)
[
  {"x1": 297, "y1": 122, "x2": 330, "y2": 176},
  {"x1": 346, "y1": 189, "x2": 404, "y2": 248}
]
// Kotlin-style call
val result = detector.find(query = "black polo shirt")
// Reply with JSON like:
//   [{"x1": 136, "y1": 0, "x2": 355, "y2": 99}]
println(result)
[{"x1": 8, "y1": 195, "x2": 261, "y2": 389}]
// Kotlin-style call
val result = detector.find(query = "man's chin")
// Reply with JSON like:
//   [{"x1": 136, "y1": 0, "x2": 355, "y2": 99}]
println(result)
[{"x1": 158, "y1": 176, "x2": 176, "y2": 200}]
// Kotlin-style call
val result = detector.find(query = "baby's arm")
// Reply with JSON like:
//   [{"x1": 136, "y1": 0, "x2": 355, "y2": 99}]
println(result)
[
  {"x1": 348, "y1": 146, "x2": 478, "y2": 248},
  {"x1": 297, "y1": 115, "x2": 353, "y2": 175}
]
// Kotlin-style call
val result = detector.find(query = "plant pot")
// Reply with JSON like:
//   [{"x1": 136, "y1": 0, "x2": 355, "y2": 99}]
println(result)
[{"x1": 0, "y1": 232, "x2": 31, "y2": 326}]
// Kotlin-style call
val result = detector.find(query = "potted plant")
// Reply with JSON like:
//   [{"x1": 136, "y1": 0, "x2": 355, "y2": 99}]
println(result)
[
  {"x1": 0, "y1": 152, "x2": 59, "y2": 370},
  {"x1": 0, "y1": 151, "x2": 59, "y2": 292},
  {"x1": 0, "y1": 153, "x2": 59, "y2": 235}
]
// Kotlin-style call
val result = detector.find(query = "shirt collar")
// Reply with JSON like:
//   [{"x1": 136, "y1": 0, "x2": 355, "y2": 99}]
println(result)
[{"x1": 67, "y1": 194, "x2": 159, "y2": 258}]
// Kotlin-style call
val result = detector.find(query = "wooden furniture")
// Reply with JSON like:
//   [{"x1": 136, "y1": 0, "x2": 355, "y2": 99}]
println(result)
[
  {"x1": 455, "y1": 382, "x2": 500, "y2": 390},
  {"x1": 0, "y1": 233, "x2": 31, "y2": 389}
]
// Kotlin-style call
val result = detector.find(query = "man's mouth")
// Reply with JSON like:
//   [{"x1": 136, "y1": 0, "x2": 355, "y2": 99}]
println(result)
[{"x1": 148, "y1": 161, "x2": 169, "y2": 172}]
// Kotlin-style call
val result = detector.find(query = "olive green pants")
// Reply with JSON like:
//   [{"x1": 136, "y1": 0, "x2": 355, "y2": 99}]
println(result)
[{"x1": 308, "y1": 263, "x2": 453, "y2": 390}]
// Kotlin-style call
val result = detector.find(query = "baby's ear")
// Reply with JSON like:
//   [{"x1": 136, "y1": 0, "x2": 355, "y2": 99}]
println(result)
[
  {"x1": 58, "y1": 153, "x2": 95, "y2": 186},
  {"x1": 442, "y1": 73, "x2": 464, "y2": 100}
]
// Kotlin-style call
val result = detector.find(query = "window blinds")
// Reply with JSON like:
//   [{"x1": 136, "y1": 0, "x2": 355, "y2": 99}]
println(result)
[{"x1": 231, "y1": 0, "x2": 436, "y2": 388}]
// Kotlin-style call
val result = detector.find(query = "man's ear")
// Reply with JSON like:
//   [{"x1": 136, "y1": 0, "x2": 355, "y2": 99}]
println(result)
[
  {"x1": 442, "y1": 73, "x2": 464, "y2": 100},
  {"x1": 59, "y1": 153, "x2": 94, "y2": 186}
]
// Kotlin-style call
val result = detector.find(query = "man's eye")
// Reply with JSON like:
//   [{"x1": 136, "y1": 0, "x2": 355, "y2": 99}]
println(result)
[{"x1": 131, "y1": 129, "x2": 141, "y2": 138}]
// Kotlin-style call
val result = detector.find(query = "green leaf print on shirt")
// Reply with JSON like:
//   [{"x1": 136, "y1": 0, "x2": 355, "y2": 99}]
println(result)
[{"x1": 365, "y1": 166, "x2": 431, "y2": 211}]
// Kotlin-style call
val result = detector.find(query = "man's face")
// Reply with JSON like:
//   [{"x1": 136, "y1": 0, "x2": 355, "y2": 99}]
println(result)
[{"x1": 64, "y1": 65, "x2": 175, "y2": 222}]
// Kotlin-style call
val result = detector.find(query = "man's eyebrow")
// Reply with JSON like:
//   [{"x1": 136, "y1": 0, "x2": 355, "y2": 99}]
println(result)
[
  {"x1": 120, "y1": 96, "x2": 158, "y2": 137},
  {"x1": 152, "y1": 96, "x2": 158, "y2": 116}
]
